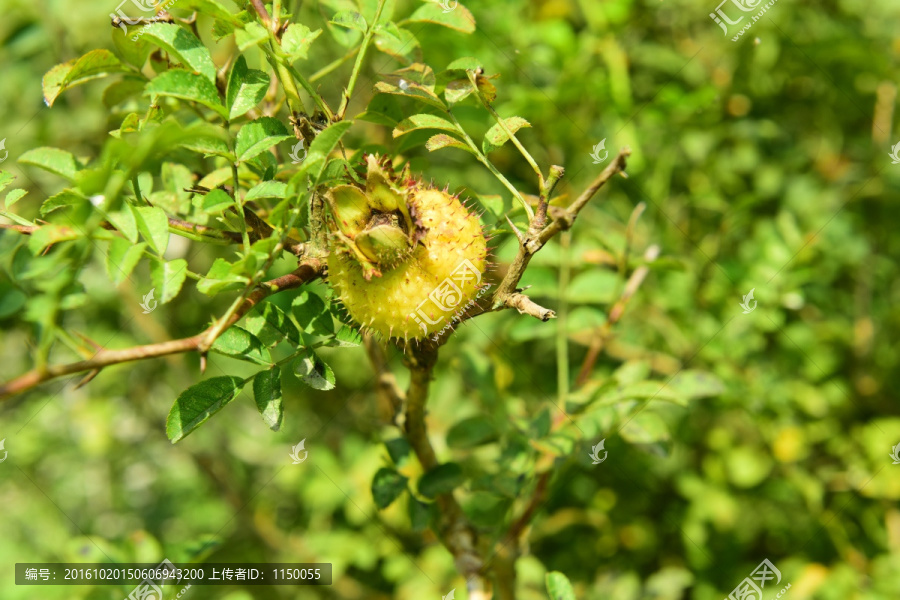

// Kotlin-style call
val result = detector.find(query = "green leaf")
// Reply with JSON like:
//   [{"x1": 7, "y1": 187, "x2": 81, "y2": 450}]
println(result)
[
  {"x1": 178, "y1": 0, "x2": 239, "y2": 23},
  {"x1": 112, "y1": 29, "x2": 154, "y2": 69},
  {"x1": 372, "y1": 467, "x2": 408, "y2": 509},
  {"x1": 226, "y1": 56, "x2": 270, "y2": 120},
  {"x1": 385, "y1": 438, "x2": 411, "y2": 464},
  {"x1": 140, "y1": 23, "x2": 216, "y2": 82},
  {"x1": 40, "y1": 190, "x2": 88, "y2": 216},
  {"x1": 330, "y1": 10, "x2": 368, "y2": 33},
  {"x1": 150, "y1": 258, "x2": 188, "y2": 304},
  {"x1": 253, "y1": 366, "x2": 284, "y2": 431},
  {"x1": 374, "y1": 81, "x2": 445, "y2": 110},
  {"x1": 325, "y1": 326, "x2": 362, "y2": 347},
  {"x1": 418, "y1": 463, "x2": 464, "y2": 498},
  {"x1": 244, "y1": 181, "x2": 287, "y2": 201},
  {"x1": 199, "y1": 189, "x2": 234, "y2": 214},
  {"x1": 27, "y1": 224, "x2": 80, "y2": 254},
  {"x1": 0, "y1": 172, "x2": 15, "y2": 194},
  {"x1": 426, "y1": 134, "x2": 473, "y2": 154},
  {"x1": 250, "y1": 302, "x2": 301, "y2": 345},
  {"x1": 483, "y1": 117, "x2": 531, "y2": 154},
  {"x1": 42, "y1": 49, "x2": 128, "y2": 106},
  {"x1": 293, "y1": 350, "x2": 336, "y2": 391},
  {"x1": 212, "y1": 326, "x2": 273, "y2": 365},
  {"x1": 447, "y1": 416, "x2": 498, "y2": 448},
  {"x1": 106, "y1": 238, "x2": 146, "y2": 286},
  {"x1": 5, "y1": 189, "x2": 28, "y2": 209},
  {"x1": 292, "y1": 291, "x2": 334, "y2": 336},
  {"x1": 545, "y1": 571, "x2": 576, "y2": 600},
  {"x1": 408, "y1": 496, "x2": 432, "y2": 532},
  {"x1": 282, "y1": 23, "x2": 323, "y2": 61},
  {"x1": 620, "y1": 412, "x2": 670, "y2": 444},
  {"x1": 392, "y1": 114, "x2": 460, "y2": 138},
  {"x1": 196, "y1": 258, "x2": 248, "y2": 295},
  {"x1": 406, "y1": 3, "x2": 476, "y2": 33},
  {"x1": 106, "y1": 206, "x2": 139, "y2": 243},
  {"x1": 234, "y1": 22, "x2": 269, "y2": 51},
  {"x1": 133, "y1": 206, "x2": 170, "y2": 255},
  {"x1": 18, "y1": 147, "x2": 79, "y2": 181},
  {"x1": 374, "y1": 25, "x2": 419, "y2": 62},
  {"x1": 668, "y1": 370, "x2": 726, "y2": 399},
  {"x1": 167, "y1": 376, "x2": 246, "y2": 443},
  {"x1": 145, "y1": 69, "x2": 228, "y2": 118},
  {"x1": 297, "y1": 120, "x2": 354, "y2": 182},
  {"x1": 235, "y1": 117, "x2": 292, "y2": 162}
]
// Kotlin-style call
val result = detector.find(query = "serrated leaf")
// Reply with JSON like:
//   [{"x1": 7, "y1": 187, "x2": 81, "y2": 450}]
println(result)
[
  {"x1": 200, "y1": 189, "x2": 234, "y2": 214},
  {"x1": 374, "y1": 25, "x2": 420, "y2": 62},
  {"x1": 251, "y1": 302, "x2": 301, "y2": 345},
  {"x1": 292, "y1": 291, "x2": 334, "y2": 336},
  {"x1": 212, "y1": 326, "x2": 273, "y2": 365},
  {"x1": 27, "y1": 224, "x2": 80, "y2": 254},
  {"x1": 293, "y1": 350, "x2": 336, "y2": 390},
  {"x1": 106, "y1": 206, "x2": 139, "y2": 243},
  {"x1": 40, "y1": 190, "x2": 88, "y2": 216},
  {"x1": 226, "y1": 56, "x2": 270, "y2": 120},
  {"x1": 150, "y1": 258, "x2": 188, "y2": 304},
  {"x1": 326, "y1": 326, "x2": 362, "y2": 347},
  {"x1": 106, "y1": 238, "x2": 146, "y2": 286},
  {"x1": 178, "y1": 0, "x2": 239, "y2": 23},
  {"x1": 140, "y1": 23, "x2": 216, "y2": 82},
  {"x1": 18, "y1": 147, "x2": 79, "y2": 181},
  {"x1": 112, "y1": 28, "x2": 154, "y2": 69},
  {"x1": 0, "y1": 172, "x2": 15, "y2": 194},
  {"x1": 235, "y1": 117, "x2": 292, "y2": 162},
  {"x1": 245, "y1": 181, "x2": 287, "y2": 201},
  {"x1": 392, "y1": 114, "x2": 459, "y2": 138},
  {"x1": 374, "y1": 81, "x2": 445, "y2": 110},
  {"x1": 426, "y1": 133, "x2": 472, "y2": 153},
  {"x1": 196, "y1": 257, "x2": 248, "y2": 295},
  {"x1": 406, "y1": 3, "x2": 476, "y2": 33},
  {"x1": 4, "y1": 189, "x2": 28, "y2": 209},
  {"x1": 282, "y1": 23, "x2": 322, "y2": 61},
  {"x1": 483, "y1": 117, "x2": 531, "y2": 154},
  {"x1": 296, "y1": 120, "x2": 354, "y2": 182},
  {"x1": 145, "y1": 69, "x2": 228, "y2": 118},
  {"x1": 372, "y1": 467, "x2": 408, "y2": 509},
  {"x1": 42, "y1": 49, "x2": 127, "y2": 106},
  {"x1": 545, "y1": 571, "x2": 576, "y2": 600},
  {"x1": 418, "y1": 462, "x2": 464, "y2": 498},
  {"x1": 253, "y1": 366, "x2": 284, "y2": 431},
  {"x1": 234, "y1": 21, "x2": 269, "y2": 51},
  {"x1": 167, "y1": 376, "x2": 246, "y2": 442},
  {"x1": 133, "y1": 205, "x2": 170, "y2": 255},
  {"x1": 330, "y1": 10, "x2": 368, "y2": 33}
]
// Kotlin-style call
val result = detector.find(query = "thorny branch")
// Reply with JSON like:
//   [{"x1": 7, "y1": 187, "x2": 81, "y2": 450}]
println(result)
[{"x1": 0, "y1": 260, "x2": 325, "y2": 400}]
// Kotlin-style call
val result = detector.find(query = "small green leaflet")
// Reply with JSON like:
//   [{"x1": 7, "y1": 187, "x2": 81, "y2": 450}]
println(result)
[
  {"x1": 253, "y1": 366, "x2": 284, "y2": 431},
  {"x1": 133, "y1": 205, "x2": 169, "y2": 255},
  {"x1": 545, "y1": 571, "x2": 576, "y2": 600},
  {"x1": 106, "y1": 238, "x2": 146, "y2": 286},
  {"x1": 235, "y1": 117, "x2": 293, "y2": 162},
  {"x1": 372, "y1": 467, "x2": 408, "y2": 509},
  {"x1": 42, "y1": 49, "x2": 128, "y2": 106},
  {"x1": 483, "y1": 117, "x2": 531, "y2": 154},
  {"x1": 167, "y1": 376, "x2": 247, "y2": 443},
  {"x1": 145, "y1": 69, "x2": 228, "y2": 118},
  {"x1": 150, "y1": 258, "x2": 188, "y2": 304},
  {"x1": 211, "y1": 326, "x2": 273, "y2": 366},
  {"x1": 282, "y1": 23, "x2": 323, "y2": 61},
  {"x1": 426, "y1": 134, "x2": 473, "y2": 154},
  {"x1": 18, "y1": 147, "x2": 80, "y2": 181},
  {"x1": 417, "y1": 462, "x2": 464, "y2": 498},
  {"x1": 392, "y1": 114, "x2": 460, "y2": 138},
  {"x1": 330, "y1": 11, "x2": 368, "y2": 33},
  {"x1": 200, "y1": 189, "x2": 234, "y2": 214},
  {"x1": 405, "y1": 3, "x2": 476, "y2": 34},
  {"x1": 226, "y1": 56, "x2": 270, "y2": 120},
  {"x1": 140, "y1": 23, "x2": 217, "y2": 82},
  {"x1": 293, "y1": 350, "x2": 336, "y2": 391},
  {"x1": 235, "y1": 22, "x2": 269, "y2": 51}
]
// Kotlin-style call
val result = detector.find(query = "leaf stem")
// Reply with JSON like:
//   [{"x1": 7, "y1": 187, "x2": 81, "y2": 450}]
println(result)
[{"x1": 335, "y1": 0, "x2": 387, "y2": 121}]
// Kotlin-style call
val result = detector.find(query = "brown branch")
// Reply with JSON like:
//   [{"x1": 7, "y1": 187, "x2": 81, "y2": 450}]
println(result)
[
  {"x1": 248, "y1": 0, "x2": 273, "y2": 31},
  {"x1": 363, "y1": 333, "x2": 405, "y2": 426},
  {"x1": 0, "y1": 259, "x2": 325, "y2": 400},
  {"x1": 402, "y1": 344, "x2": 489, "y2": 599}
]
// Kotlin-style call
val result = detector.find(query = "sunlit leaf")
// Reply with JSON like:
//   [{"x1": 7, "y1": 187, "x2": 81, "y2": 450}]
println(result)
[{"x1": 167, "y1": 376, "x2": 247, "y2": 442}]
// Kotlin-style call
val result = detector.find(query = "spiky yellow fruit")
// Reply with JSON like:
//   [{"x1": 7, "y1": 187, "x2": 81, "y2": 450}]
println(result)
[{"x1": 326, "y1": 156, "x2": 488, "y2": 341}]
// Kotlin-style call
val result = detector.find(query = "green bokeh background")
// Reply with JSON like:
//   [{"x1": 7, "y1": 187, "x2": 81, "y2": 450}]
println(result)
[{"x1": 1, "y1": 0, "x2": 899, "y2": 598}]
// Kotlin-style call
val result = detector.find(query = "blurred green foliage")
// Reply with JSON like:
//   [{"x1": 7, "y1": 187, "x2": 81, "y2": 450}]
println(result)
[{"x1": 1, "y1": 0, "x2": 900, "y2": 599}]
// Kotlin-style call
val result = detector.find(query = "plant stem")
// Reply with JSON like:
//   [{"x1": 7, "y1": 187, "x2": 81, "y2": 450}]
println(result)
[
  {"x1": 310, "y1": 47, "x2": 360, "y2": 83},
  {"x1": 557, "y1": 231, "x2": 571, "y2": 404},
  {"x1": 335, "y1": 0, "x2": 387, "y2": 121},
  {"x1": 230, "y1": 159, "x2": 251, "y2": 250},
  {"x1": 446, "y1": 111, "x2": 534, "y2": 219}
]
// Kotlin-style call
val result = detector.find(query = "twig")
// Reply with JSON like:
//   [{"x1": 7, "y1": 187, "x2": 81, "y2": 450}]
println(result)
[
  {"x1": 363, "y1": 333, "x2": 405, "y2": 426},
  {"x1": 335, "y1": 0, "x2": 388, "y2": 121},
  {"x1": 0, "y1": 260, "x2": 325, "y2": 400}
]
